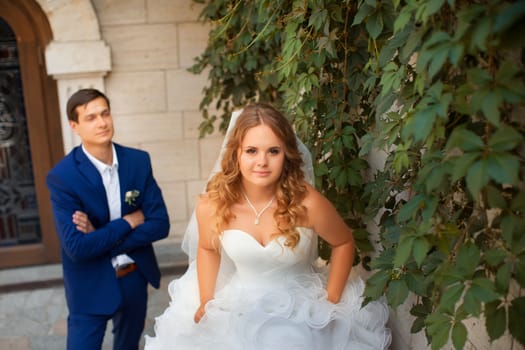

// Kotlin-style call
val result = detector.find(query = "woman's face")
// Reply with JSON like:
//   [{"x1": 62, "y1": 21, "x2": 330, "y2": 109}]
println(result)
[{"x1": 238, "y1": 124, "x2": 285, "y2": 189}]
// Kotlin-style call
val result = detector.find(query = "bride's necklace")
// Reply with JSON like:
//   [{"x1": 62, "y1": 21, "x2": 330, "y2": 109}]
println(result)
[{"x1": 242, "y1": 191, "x2": 275, "y2": 225}]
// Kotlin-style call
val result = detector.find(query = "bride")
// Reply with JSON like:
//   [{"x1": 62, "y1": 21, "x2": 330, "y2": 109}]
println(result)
[{"x1": 145, "y1": 103, "x2": 391, "y2": 349}]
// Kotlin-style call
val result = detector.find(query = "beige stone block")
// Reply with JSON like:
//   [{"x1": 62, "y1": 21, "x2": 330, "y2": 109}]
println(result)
[
  {"x1": 45, "y1": 41, "x2": 111, "y2": 77},
  {"x1": 147, "y1": 0, "x2": 204, "y2": 23},
  {"x1": 169, "y1": 221, "x2": 189, "y2": 240},
  {"x1": 0, "y1": 337, "x2": 29, "y2": 350},
  {"x1": 92, "y1": 0, "x2": 146, "y2": 25},
  {"x1": 159, "y1": 181, "x2": 187, "y2": 222},
  {"x1": 199, "y1": 136, "x2": 223, "y2": 179},
  {"x1": 179, "y1": 22, "x2": 211, "y2": 68},
  {"x1": 113, "y1": 112, "x2": 183, "y2": 145},
  {"x1": 105, "y1": 71, "x2": 167, "y2": 114},
  {"x1": 102, "y1": 24, "x2": 178, "y2": 52},
  {"x1": 186, "y1": 179, "x2": 207, "y2": 214},
  {"x1": 111, "y1": 49, "x2": 179, "y2": 71},
  {"x1": 142, "y1": 140, "x2": 200, "y2": 182},
  {"x1": 167, "y1": 69, "x2": 208, "y2": 111},
  {"x1": 37, "y1": 0, "x2": 100, "y2": 41},
  {"x1": 464, "y1": 317, "x2": 521, "y2": 350},
  {"x1": 388, "y1": 294, "x2": 425, "y2": 350},
  {"x1": 51, "y1": 318, "x2": 67, "y2": 336}
]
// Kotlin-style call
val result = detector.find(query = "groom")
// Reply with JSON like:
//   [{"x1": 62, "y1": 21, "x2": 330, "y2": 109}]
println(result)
[{"x1": 46, "y1": 88, "x2": 170, "y2": 350}]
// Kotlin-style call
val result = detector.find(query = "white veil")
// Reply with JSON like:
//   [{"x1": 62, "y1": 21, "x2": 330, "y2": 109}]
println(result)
[{"x1": 181, "y1": 109, "x2": 315, "y2": 265}]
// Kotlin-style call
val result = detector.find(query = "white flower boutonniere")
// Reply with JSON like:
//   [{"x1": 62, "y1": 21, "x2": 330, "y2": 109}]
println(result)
[{"x1": 125, "y1": 190, "x2": 140, "y2": 206}]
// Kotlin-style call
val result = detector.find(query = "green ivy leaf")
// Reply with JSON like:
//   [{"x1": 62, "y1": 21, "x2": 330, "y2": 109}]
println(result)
[
  {"x1": 515, "y1": 257, "x2": 525, "y2": 288},
  {"x1": 487, "y1": 153, "x2": 520, "y2": 186},
  {"x1": 471, "y1": 16, "x2": 491, "y2": 52},
  {"x1": 449, "y1": 42, "x2": 464, "y2": 66},
  {"x1": 364, "y1": 269, "x2": 391, "y2": 299},
  {"x1": 509, "y1": 297, "x2": 525, "y2": 346},
  {"x1": 426, "y1": 312, "x2": 451, "y2": 350},
  {"x1": 448, "y1": 152, "x2": 480, "y2": 182},
  {"x1": 428, "y1": 46, "x2": 448, "y2": 79},
  {"x1": 413, "y1": 237, "x2": 431, "y2": 267},
  {"x1": 393, "y1": 235, "x2": 414, "y2": 267},
  {"x1": 366, "y1": 12, "x2": 384, "y2": 39},
  {"x1": 495, "y1": 262, "x2": 511, "y2": 294},
  {"x1": 485, "y1": 300, "x2": 507, "y2": 341},
  {"x1": 486, "y1": 185, "x2": 507, "y2": 210},
  {"x1": 411, "y1": 316, "x2": 426, "y2": 333},
  {"x1": 452, "y1": 321, "x2": 467, "y2": 350},
  {"x1": 481, "y1": 91, "x2": 502, "y2": 126},
  {"x1": 386, "y1": 279, "x2": 410, "y2": 307},
  {"x1": 393, "y1": 7, "x2": 411, "y2": 33},
  {"x1": 405, "y1": 272, "x2": 427, "y2": 296},
  {"x1": 483, "y1": 248, "x2": 507, "y2": 267},
  {"x1": 445, "y1": 127, "x2": 484, "y2": 152},
  {"x1": 308, "y1": 7, "x2": 328, "y2": 31},
  {"x1": 456, "y1": 243, "x2": 480, "y2": 278},
  {"x1": 511, "y1": 191, "x2": 525, "y2": 212},
  {"x1": 352, "y1": 4, "x2": 374, "y2": 26},
  {"x1": 489, "y1": 125, "x2": 523, "y2": 152},
  {"x1": 466, "y1": 159, "x2": 489, "y2": 199},
  {"x1": 494, "y1": 2, "x2": 525, "y2": 33},
  {"x1": 440, "y1": 283, "x2": 465, "y2": 314},
  {"x1": 423, "y1": 0, "x2": 445, "y2": 18},
  {"x1": 463, "y1": 287, "x2": 482, "y2": 316},
  {"x1": 398, "y1": 194, "x2": 424, "y2": 222},
  {"x1": 470, "y1": 277, "x2": 500, "y2": 303},
  {"x1": 411, "y1": 298, "x2": 433, "y2": 317}
]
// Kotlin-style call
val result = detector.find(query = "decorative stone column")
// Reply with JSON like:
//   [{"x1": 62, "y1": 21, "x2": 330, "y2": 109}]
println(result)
[
  {"x1": 35, "y1": 0, "x2": 111, "y2": 153},
  {"x1": 45, "y1": 41, "x2": 111, "y2": 152}
]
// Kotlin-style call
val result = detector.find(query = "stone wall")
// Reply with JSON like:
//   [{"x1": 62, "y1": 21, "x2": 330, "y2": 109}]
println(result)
[
  {"x1": 93, "y1": 0, "x2": 221, "y2": 242},
  {"x1": 40, "y1": 0, "x2": 222, "y2": 243}
]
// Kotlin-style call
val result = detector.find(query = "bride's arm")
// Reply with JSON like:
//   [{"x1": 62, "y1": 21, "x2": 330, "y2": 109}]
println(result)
[
  {"x1": 194, "y1": 198, "x2": 221, "y2": 323},
  {"x1": 305, "y1": 185, "x2": 355, "y2": 303}
]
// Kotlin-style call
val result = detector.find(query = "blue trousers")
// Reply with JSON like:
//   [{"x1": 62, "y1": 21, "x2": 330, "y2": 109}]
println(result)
[{"x1": 66, "y1": 270, "x2": 148, "y2": 350}]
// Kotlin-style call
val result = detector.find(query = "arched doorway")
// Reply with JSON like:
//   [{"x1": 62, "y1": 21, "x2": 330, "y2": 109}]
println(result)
[{"x1": 0, "y1": 0, "x2": 62, "y2": 268}]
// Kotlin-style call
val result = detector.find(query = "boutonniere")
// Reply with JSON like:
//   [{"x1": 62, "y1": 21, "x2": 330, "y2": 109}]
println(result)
[{"x1": 125, "y1": 190, "x2": 140, "y2": 206}]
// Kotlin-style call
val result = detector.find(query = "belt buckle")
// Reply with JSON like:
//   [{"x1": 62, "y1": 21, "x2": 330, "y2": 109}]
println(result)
[{"x1": 116, "y1": 263, "x2": 137, "y2": 278}]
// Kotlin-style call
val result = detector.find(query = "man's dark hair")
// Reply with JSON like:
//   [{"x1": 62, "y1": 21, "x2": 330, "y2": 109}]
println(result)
[{"x1": 66, "y1": 88, "x2": 110, "y2": 122}]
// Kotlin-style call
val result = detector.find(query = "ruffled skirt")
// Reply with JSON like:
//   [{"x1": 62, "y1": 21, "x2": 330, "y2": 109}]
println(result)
[{"x1": 144, "y1": 262, "x2": 391, "y2": 350}]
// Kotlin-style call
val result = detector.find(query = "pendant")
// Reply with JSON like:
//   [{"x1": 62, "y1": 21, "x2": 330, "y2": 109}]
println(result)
[{"x1": 255, "y1": 217, "x2": 260, "y2": 225}]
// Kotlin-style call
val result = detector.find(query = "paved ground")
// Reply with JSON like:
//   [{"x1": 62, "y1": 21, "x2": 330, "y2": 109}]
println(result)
[{"x1": 0, "y1": 242, "x2": 188, "y2": 350}]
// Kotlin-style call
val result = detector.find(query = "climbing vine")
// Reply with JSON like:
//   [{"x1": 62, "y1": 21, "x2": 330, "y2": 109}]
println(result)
[{"x1": 190, "y1": 0, "x2": 525, "y2": 348}]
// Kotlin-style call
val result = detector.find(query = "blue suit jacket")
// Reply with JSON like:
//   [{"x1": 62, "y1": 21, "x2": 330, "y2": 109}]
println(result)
[{"x1": 46, "y1": 143, "x2": 170, "y2": 315}]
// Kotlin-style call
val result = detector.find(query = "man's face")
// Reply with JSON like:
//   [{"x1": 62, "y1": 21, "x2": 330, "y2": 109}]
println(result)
[{"x1": 69, "y1": 96, "x2": 114, "y2": 148}]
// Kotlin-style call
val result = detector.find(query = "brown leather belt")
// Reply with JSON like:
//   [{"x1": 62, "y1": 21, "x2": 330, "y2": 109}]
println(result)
[{"x1": 115, "y1": 263, "x2": 137, "y2": 278}]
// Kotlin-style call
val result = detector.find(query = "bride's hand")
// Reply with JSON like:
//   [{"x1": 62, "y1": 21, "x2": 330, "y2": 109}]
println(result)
[{"x1": 194, "y1": 304, "x2": 206, "y2": 323}]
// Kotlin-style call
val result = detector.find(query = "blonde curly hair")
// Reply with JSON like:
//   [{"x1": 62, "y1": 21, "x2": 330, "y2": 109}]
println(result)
[{"x1": 205, "y1": 103, "x2": 308, "y2": 248}]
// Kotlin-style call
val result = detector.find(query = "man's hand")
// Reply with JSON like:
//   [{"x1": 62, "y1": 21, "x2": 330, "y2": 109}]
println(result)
[
  {"x1": 123, "y1": 209, "x2": 144, "y2": 229},
  {"x1": 72, "y1": 211, "x2": 95, "y2": 234}
]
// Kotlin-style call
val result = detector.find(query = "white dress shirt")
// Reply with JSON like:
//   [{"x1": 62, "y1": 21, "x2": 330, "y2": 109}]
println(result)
[{"x1": 82, "y1": 144, "x2": 134, "y2": 269}]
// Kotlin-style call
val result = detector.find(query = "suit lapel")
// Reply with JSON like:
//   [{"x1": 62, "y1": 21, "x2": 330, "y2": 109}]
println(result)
[
  {"x1": 75, "y1": 147, "x2": 104, "y2": 188},
  {"x1": 74, "y1": 146, "x2": 110, "y2": 221},
  {"x1": 115, "y1": 144, "x2": 132, "y2": 214}
]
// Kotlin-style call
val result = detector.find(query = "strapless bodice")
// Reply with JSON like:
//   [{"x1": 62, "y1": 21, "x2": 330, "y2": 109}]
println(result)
[{"x1": 221, "y1": 227, "x2": 318, "y2": 283}]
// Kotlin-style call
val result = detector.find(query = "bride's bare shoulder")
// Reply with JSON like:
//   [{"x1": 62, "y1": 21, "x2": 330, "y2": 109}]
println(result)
[{"x1": 195, "y1": 194, "x2": 215, "y2": 222}]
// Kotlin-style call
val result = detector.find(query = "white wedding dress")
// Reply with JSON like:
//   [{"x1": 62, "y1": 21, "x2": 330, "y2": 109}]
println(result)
[{"x1": 144, "y1": 227, "x2": 391, "y2": 349}]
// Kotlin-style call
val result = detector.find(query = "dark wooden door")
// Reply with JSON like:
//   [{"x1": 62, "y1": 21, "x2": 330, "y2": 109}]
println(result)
[{"x1": 0, "y1": 0, "x2": 63, "y2": 268}]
